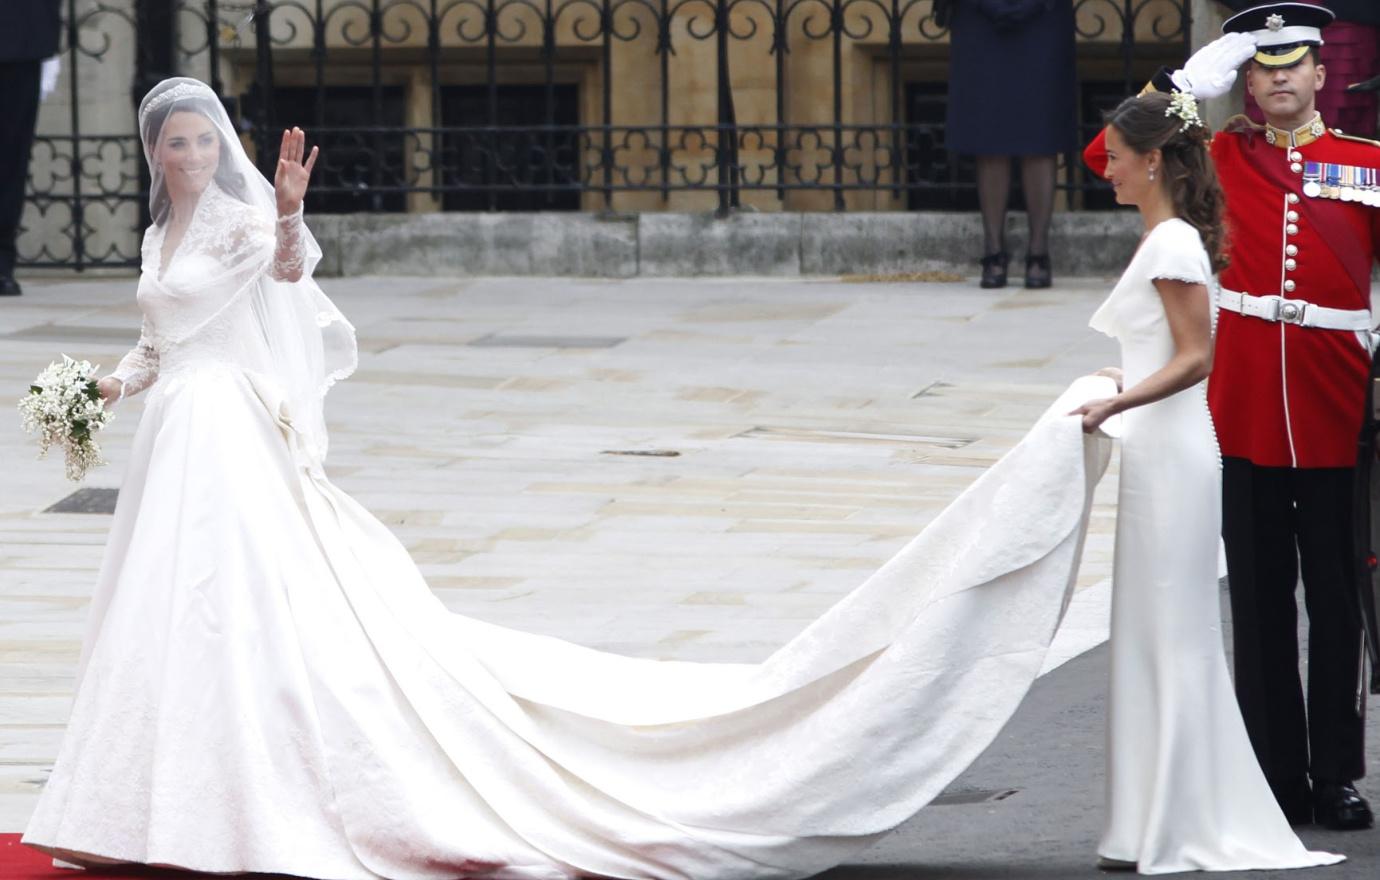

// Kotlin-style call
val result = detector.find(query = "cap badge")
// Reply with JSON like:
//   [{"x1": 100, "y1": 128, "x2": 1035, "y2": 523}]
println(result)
[{"x1": 1266, "y1": 13, "x2": 1285, "y2": 31}]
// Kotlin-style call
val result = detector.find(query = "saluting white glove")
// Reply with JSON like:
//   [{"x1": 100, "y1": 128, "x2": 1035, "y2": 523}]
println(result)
[
  {"x1": 1170, "y1": 32, "x2": 1257, "y2": 99},
  {"x1": 39, "y1": 56, "x2": 60, "y2": 101}
]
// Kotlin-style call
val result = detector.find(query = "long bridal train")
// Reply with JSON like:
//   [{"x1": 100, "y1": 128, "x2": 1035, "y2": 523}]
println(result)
[{"x1": 26, "y1": 373, "x2": 1117, "y2": 879}]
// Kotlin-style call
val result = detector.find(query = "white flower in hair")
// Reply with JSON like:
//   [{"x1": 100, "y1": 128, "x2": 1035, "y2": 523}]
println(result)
[{"x1": 1166, "y1": 90, "x2": 1204, "y2": 133}]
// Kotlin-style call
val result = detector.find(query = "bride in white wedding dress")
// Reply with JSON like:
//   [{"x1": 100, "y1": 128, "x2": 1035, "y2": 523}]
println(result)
[{"x1": 18, "y1": 77, "x2": 1336, "y2": 878}]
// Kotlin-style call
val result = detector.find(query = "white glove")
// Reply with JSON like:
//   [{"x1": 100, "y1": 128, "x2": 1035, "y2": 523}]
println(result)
[
  {"x1": 1170, "y1": 32, "x2": 1257, "y2": 99},
  {"x1": 39, "y1": 56, "x2": 61, "y2": 101}
]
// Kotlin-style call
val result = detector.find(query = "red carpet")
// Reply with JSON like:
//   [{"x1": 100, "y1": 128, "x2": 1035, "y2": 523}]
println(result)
[
  {"x1": 0, "y1": 835, "x2": 300, "y2": 879},
  {"x1": 1, "y1": 834, "x2": 158, "y2": 879}
]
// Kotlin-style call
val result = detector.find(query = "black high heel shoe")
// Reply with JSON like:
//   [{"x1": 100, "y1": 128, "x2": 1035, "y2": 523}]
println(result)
[
  {"x1": 1024, "y1": 253, "x2": 1052, "y2": 289},
  {"x1": 979, "y1": 251, "x2": 1009, "y2": 289}
]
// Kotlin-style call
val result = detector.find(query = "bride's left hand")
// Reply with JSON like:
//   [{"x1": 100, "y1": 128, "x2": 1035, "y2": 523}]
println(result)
[
  {"x1": 1070, "y1": 397, "x2": 1120, "y2": 434},
  {"x1": 274, "y1": 127, "x2": 319, "y2": 217}
]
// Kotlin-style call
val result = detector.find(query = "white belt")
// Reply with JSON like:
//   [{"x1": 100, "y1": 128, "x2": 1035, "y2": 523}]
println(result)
[{"x1": 1218, "y1": 288, "x2": 1372, "y2": 331}]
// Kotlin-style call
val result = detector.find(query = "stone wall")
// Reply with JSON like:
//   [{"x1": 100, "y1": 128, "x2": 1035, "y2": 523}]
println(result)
[{"x1": 304, "y1": 209, "x2": 1144, "y2": 277}]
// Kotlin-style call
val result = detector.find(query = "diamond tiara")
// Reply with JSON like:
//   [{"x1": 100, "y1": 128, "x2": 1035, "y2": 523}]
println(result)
[{"x1": 139, "y1": 81, "x2": 217, "y2": 124}]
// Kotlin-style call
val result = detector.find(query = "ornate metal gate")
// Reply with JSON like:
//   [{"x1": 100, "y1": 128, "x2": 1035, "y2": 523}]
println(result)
[{"x1": 18, "y1": 0, "x2": 1192, "y2": 270}]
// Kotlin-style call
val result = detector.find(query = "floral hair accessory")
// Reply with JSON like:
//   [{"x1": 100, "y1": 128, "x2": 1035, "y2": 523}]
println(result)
[{"x1": 1166, "y1": 90, "x2": 1204, "y2": 133}]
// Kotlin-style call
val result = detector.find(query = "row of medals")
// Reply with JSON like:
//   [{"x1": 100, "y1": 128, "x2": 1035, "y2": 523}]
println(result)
[{"x1": 1302, "y1": 161, "x2": 1380, "y2": 206}]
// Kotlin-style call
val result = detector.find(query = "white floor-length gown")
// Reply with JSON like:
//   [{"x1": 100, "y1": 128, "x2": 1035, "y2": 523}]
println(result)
[
  {"x1": 1090, "y1": 217, "x2": 1342, "y2": 873},
  {"x1": 21, "y1": 185, "x2": 1115, "y2": 876},
  {"x1": 19, "y1": 88, "x2": 1339, "y2": 871},
  {"x1": 19, "y1": 183, "x2": 1114, "y2": 875}
]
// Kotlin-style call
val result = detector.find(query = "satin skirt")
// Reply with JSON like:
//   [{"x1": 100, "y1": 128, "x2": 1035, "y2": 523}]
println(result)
[
  {"x1": 27, "y1": 368, "x2": 1120, "y2": 879},
  {"x1": 1097, "y1": 386, "x2": 1343, "y2": 874}
]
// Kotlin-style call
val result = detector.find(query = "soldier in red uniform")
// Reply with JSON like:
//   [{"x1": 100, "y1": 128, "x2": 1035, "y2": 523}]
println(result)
[{"x1": 1084, "y1": 2, "x2": 1380, "y2": 831}]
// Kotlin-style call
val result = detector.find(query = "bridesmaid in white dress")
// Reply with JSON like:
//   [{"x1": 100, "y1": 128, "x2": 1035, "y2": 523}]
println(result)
[{"x1": 1074, "y1": 91, "x2": 1341, "y2": 873}]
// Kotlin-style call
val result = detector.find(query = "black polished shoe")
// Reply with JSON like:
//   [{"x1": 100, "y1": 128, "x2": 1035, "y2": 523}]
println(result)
[
  {"x1": 1024, "y1": 253, "x2": 1052, "y2": 289},
  {"x1": 0, "y1": 275, "x2": 20, "y2": 296},
  {"x1": 979, "y1": 251, "x2": 1009, "y2": 289},
  {"x1": 1313, "y1": 782, "x2": 1374, "y2": 830}
]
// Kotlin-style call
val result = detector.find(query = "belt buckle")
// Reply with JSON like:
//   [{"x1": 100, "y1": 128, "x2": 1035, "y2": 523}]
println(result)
[{"x1": 1277, "y1": 298, "x2": 1308, "y2": 325}]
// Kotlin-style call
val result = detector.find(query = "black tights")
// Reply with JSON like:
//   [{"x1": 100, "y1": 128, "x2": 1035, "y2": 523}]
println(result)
[{"x1": 975, "y1": 155, "x2": 1056, "y2": 257}]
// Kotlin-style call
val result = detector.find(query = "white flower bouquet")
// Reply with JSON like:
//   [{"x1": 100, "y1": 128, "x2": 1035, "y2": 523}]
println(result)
[{"x1": 18, "y1": 356, "x2": 113, "y2": 482}]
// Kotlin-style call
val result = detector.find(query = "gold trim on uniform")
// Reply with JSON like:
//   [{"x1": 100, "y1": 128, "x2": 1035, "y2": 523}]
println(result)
[
  {"x1": 1332, "y1": 129, "x2": 1380, "y2": 149},
  {"x1": 1263, "y1": 113, "x2": 1327, "y2": 148},
  {"x1": 1253, "y1": 45, "x2": 1312, "y2": 68}
]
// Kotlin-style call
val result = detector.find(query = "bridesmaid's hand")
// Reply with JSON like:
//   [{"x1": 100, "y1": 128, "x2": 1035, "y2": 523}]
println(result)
[
  {"x1": 274, "y1": 127, "x2": 319, "y2": 217},
  {"x1": 1093, "y1": 366, "x2": 1124, "y2": 391},
  {"x1": 96, "y1": 376, "x2": 122, "y2": 407},
  {"x1": 1070, "y1": 397, "x2": 1120, "y2": 434}
]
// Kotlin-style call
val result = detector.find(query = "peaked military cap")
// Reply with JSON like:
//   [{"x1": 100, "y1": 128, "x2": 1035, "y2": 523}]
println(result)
[{"x1": 1223, "y1": 2, "x2": 1336, "y2": 68}]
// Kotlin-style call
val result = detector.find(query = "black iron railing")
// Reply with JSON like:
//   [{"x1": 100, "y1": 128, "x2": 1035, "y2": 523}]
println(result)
[{"x1": 20, "y1": 0, "x2": 1191, "y2": 269}]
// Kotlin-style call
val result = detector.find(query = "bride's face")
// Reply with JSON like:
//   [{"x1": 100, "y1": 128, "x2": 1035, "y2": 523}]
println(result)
[
  {"x1": 157, "y1": 110, "x2": 221, "y2": 201},
  {"x1": 1101, "y1": 125, "x2": 1160, "y2": 208}
]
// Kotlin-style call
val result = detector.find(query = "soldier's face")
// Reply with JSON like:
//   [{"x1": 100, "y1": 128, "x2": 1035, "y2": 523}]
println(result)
[{"x1": 1246, "y1": 56, "x2": 1326, "y2": 124}]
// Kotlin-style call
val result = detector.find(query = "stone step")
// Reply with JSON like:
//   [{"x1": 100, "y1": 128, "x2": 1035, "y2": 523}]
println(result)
[{"x1": 304, "y1": 211, "x2": 1145, "y2": 278}]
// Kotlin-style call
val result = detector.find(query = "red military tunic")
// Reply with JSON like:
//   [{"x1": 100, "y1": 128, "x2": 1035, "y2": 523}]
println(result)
[{"x1": 1084, "y1": 119, "x2": 1380, "y2": 468}]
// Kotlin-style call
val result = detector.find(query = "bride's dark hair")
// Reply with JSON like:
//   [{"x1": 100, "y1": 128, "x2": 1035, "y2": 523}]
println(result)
[
  {"x1": 142, "y1": 96, "x2": 250, "y2": 224},
  {"x1": 1105, "y1": 92, "x2": 1228, "y2": 273}
]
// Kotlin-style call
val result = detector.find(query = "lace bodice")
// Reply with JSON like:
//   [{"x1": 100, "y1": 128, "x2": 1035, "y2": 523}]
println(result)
[{"x1": 109, "y1": 185, "x2": 308, "y2": 400}]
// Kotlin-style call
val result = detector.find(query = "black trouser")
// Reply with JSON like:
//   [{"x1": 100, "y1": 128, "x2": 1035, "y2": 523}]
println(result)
[
  {"x1": 1222, "y1": 456, "x2": 1367, "y2": 798},
  {"x1": 0, "y1": 60, "x2": 41, "y2": 278}
]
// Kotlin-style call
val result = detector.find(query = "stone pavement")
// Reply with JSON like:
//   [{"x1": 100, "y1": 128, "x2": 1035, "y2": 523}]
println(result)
[
  {"x1": 839, "y1": 586, "x2": 1380, "y2": 880},
  {"x1": 0, "y1": 273, "x2": 1371, "y2": 876}
]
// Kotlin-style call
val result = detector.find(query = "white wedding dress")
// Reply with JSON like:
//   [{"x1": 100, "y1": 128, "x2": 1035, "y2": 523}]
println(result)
[
  {"x1": 1089, "y1": 218, "x2": 1341, "y2": 873},
  {"x1": 21, "y1": 177, "x2": 1128, "y2": 877},
  {"x1": 20, "y1": 142, "x2": 1340, "y2": 874}
]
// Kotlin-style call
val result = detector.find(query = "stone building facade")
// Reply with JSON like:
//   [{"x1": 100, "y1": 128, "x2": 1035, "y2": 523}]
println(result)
[{"x1": 19, "y1": 0, "x2": 1223, "y2": 271}]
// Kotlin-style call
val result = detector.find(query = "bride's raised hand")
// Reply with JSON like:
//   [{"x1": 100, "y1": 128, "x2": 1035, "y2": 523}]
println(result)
[{"x1": 274, "y1": 127, "x2": 319, "y2": 216}]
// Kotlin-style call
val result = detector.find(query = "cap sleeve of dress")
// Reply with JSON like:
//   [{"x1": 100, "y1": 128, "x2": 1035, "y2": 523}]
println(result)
[{"x1": 1144, "y1": 220, "x2": 1210, "y2": 286}]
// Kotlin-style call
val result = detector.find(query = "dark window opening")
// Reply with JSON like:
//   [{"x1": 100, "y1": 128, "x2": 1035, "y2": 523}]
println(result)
[
  {"x1": 268, "y1": 86, "x2": 408, "y2": 214},
  {"x1": 1077, "y1": 80, "x2": 1131, "y2": 211},
  {"x1": 440, "y1": 84, "x2": 580, "y2": 212},
  {"x1": 904, "y1": 82, "x2": 976, "y2": 211}
]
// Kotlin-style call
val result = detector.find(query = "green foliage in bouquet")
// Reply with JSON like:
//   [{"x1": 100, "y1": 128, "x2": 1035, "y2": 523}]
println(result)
[{"x1": 18, "y1": 356, "x2": 114, "y2": 482}]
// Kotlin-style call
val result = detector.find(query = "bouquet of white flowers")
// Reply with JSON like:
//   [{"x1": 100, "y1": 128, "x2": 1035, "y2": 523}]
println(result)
[{"x1": 18, "y1": 356, "x2": 113, "y2": 482}]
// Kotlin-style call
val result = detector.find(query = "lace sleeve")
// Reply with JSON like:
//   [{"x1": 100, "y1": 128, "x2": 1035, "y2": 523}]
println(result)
[
  {"x1": 271, "y1": 206, "x2": 307, "y2": 282},
  {"x1": 108, "y1": 319, "x2": 160, "y2": 401}
]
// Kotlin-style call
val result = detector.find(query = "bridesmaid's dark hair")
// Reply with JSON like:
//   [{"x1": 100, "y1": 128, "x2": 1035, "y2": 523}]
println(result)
[
  {"x1": 142, "y1": 97, "x2": 250, "y2": 225},
  {"x1": 1105, "y1": 92, "x2": 1229, "y2": 273}
]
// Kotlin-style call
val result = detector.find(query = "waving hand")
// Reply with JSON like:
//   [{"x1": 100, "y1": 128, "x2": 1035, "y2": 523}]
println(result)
[{"x1": 274, "y1": 127, "x2": 319, "y2": 216}]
